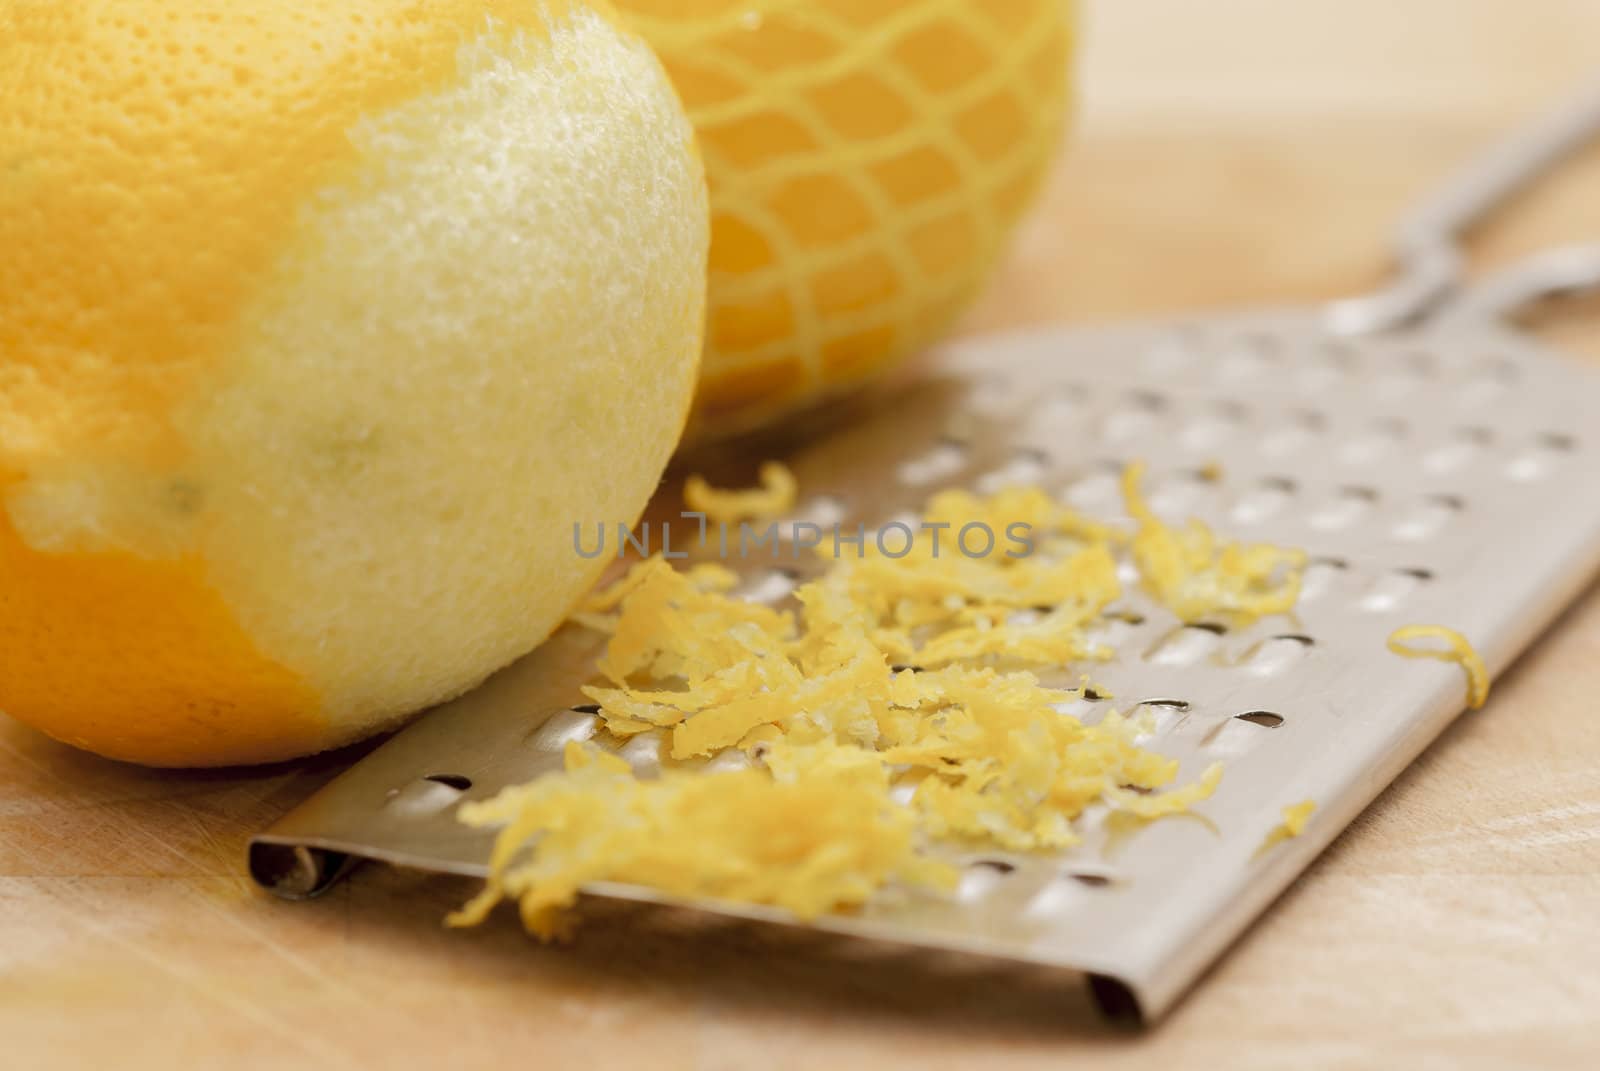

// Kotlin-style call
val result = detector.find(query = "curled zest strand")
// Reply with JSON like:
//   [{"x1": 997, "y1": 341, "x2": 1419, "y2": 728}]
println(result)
[
  {"x1": 684, "y1": 461, "x2": 799, "y2": 525},
  {"x1": 1387, "y1": 625, "x2": 1490, "y2": 710}
]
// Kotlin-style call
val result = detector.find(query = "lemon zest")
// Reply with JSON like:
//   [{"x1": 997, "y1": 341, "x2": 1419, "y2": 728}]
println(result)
[
  {"x1": 458, "y1": 466, "x2": 1316, "y2": 934},
  {"x1": 1387, "y1": 625, "x2": 1491, "y2": 709},
  {"x1": 1258, "y1": 799, "x2": 1318, "y2": 854},
  {"x1": 1281, "y1": 799, "x2": 1317, "y2": 836},
  {"x1": 448, "y1": 739, "x2": 957, "y2": 938},
  {"x1": 1123, "y1": 462, "x2": 1305, "y2": 625},
  {"x1": 683, "y1": 461, "x2": 799, "y2": 525}
]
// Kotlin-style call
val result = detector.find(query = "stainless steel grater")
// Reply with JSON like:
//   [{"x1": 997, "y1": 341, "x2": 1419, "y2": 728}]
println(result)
[{"x1": 250, "y1": 83, "x2": 1600, "y2": 1024}]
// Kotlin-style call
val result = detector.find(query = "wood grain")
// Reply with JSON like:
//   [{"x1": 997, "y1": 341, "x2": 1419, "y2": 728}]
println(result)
[{"x1": 5, "y1": 2, "x2": 1600, "y2": 1066}]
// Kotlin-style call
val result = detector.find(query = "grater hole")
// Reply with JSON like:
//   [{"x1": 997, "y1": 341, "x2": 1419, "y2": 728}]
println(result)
[
  {"x1": 1507, "y1": 431, "x2": 1579, "y2": 481},
  {"x1": 1338, "y1": 419, "x2": 1408, "y2": 465},
  {"x1": 1313, "y1": 337, "x2": 1359, "y2": 372},
  {"x1": 1064, "y1": 460, "x2": 1126, "y2": 511},
  {"x1": 1373, "y1": 353, "x2": 1433, "y2": 400},
  {"x1": 1054, "y1": 687, "x2": 1111, "y2": 723},
  {"x1": 1083, "y1": 608, "x2": 1146, "y2": 649},
  {"x1": 1261, "y1": 409, "x2": 1325, "y2": 456},
  {"x1": 1131, "y1": 698, "x2": 1191, "y2": 738},
  {"x1": 384, "y1": 776, "x2": 471, "y2": 817},
  {"x1": 1026, "y1": 867, "x2": 1117, "y2": 920},
  {"x1": 1146, "y1": 624, "x2": 1227, "y2": 666},
  {"x1": 1540, "y1": 431, "x2": 1577, "y2": 452},
  {"x1": 1404, "y1": 350, "x2": 1438, "y2": 378},
  {"x1": 870, "y1": 511, "x2": 921, "y2": 556},
  {"x1": 898, "y1": 437, "x2": 968, "y2": 487},
  {"x1": 742, "y1": 567, "x2": 800, "y2": 603},
  {"x1": 968, "y1": 376, "x2": 1017, "y2": 414},
  {"x1": 1423, "y1": 426, "x2": 1492, "y2": 474},
  {"x1": 791, "y1": 494, "x2": 847, "y2": 528},
  {"x1": 976, "y1": 448, "x2": 1050, "y2": 494},
  {"x1": 1179, "y1": 402, "x2": 1248, "y2": 450},
  {"x1": 1359, "y1": 567, "x2": 1433, "y2": 612},
  {"x1": 1392, "y1": 494, "x2": 1464, "y2": 542},
  {"x1": 1217, "y1": 333, "x2": 1277, "y2": 380},
  {"x1": 528, "y1": 707, "x2": 600, "y2": 750},
  {"x1": 957, "y1": 859, "x2": 1016, "y2": 902},
  {"x1": 888, "y1": 780, "x2": 918, "y2": 806},
  {"x1": 1230, "y1": 476, "x2": 1297, "y2": 524},
  {"x1": 1455, "y1": 358, "x2": 1519, "y2": 408},
  {"x1": 1143, "y1": 329, "x2": 1195, "y2": 374},
  {"x1": 617, "y1": 730, "x2": 665, "y2": 775},
  {"x1": 1127, "y1": 389, "x2": 1168, "y2": 412},
  {"x1": 1101, "y1": 395, "x2": 1165, "y2": 442},
  {"x1": 1310, "y1": 485, "x2": 1378, "y2": 530},
  {"x1": 1027, "y1": 387, "x2": 1089, "y2": 433},
  {"x1": 1295, "y1": 339, "x2": 1352, "y2": 391},
  {"x1": 1299, "y1": 556, "x2": 1349, "y2": 601},
  {"x1": 1239, "y1": 634, "x2": 1314, "y2": 676},
  {"x1": 1202, "y1": 710, "x2": 1284, "y2": 755},
  {"x1": 1143, "y1": 469, "x2": 1206, "y2": 519},
  {"x1": 700, "y1": 750, "x2": 752, "y2": 774}
]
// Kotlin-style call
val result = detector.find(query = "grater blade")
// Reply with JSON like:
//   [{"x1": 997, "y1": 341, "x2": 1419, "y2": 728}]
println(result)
[{"x1": 251, "y1": 306, "x2": 1600, "y2": 1023}]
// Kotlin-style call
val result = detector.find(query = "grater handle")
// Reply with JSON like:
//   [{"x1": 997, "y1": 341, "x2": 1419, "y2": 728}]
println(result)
[
  {"x1": 1326, "y1": 75, "x2": 1600, "y2": 335},
  {"x1": 1429, "y1": 241, "x2": 1600, "y2": 327}
]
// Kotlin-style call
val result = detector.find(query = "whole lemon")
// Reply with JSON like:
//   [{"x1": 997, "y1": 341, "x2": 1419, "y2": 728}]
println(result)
[
  {"x1": 615, "y1": 0, "x2": 1075, "y2": 434},
  {"x1": 0, "y1": 1, "x2": 709, "y2": 766}
]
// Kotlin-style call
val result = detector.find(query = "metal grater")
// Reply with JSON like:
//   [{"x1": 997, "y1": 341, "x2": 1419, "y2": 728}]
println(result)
[{"x1": 250, "y1": 83, "x2": 1600, "y2": 1023}]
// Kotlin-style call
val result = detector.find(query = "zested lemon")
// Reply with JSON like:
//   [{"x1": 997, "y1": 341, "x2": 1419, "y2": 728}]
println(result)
[{"x1": 0, "y1": 0, "x2": 709, "y2": 766}]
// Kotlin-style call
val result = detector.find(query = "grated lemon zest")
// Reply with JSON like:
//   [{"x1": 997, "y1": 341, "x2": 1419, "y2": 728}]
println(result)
[
  {"x1": 1387, "y1": 625, "x2": 1490, "y2": 709},
  {"x1": 447, "y1": 739, "x2": 957, "y2": 938},
  {"x1": 1123, "y1": 462, "x2": 1305, "y2": 625},
  {"x1": 1259, "y1": 798, "x2": 1318, "y2": 853},
  {"x1": 683, "y1": 461, "x2": 799, "y2": 524},
  {"x1": 1281, "y1": 799, "x2": 1317, "y2": 836},
  {"x1": 459, "y1": 465, "x2": 1319, "y2": 934}
]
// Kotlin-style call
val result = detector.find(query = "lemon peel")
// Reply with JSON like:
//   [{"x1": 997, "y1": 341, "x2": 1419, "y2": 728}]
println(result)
[
  {"x1": 448, "y1": 739, "x2": 957, "y2": 938},
  {"x1": 1123, "y1": 462, "x2": 1306, "y2": 625},
  {"x1": 683, "y1": 462, "x2": 800, "y2": 525},
  {"x1": 455, "y1": 466, "x2": 1313, "y2": 933},
  {"x1": 1387, "y1": 625, "x2": 1491, "y2": 709},
  {"x1": 1259, "y1": 799, "x2": 1318, "y2": 854},
  {"x1": 1281, "y1": 799, "x2": 1317, "y2": 836}
]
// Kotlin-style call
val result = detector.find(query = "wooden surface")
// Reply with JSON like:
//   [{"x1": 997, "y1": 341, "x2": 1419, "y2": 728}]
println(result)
[{"x1": 6, "y1": 2, "x2": 1600, "y2": 1066}]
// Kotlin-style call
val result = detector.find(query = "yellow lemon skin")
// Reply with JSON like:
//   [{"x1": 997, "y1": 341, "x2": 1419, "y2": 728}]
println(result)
[
  {"x1": 615, "y1": 0, "x2": 1075, "y2": 435},
  {"x1": 0, "y1": 0, "x2": 708, "y2": 766}
]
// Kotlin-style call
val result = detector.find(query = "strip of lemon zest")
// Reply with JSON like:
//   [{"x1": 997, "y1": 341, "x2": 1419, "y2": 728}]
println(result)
[
  {"x1": 1281, "y1": 799, "x2": 1316, "y2": 836},
  {"x1": 1387, "y1": 625, "x2": 1490, "y2": 709},
  {"x1": 1258, "y1": 798, "x2": 1318, "y2": 854},
  {"x1": 684, "y1": 461, "x2": 799, "y2": 524}
]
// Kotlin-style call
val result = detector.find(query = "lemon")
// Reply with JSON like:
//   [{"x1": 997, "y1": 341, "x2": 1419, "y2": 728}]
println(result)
[
  {"x1": 615, "y1": 0, "x2": 1076, "y2": 434},
  {"x1": 0, "y1": 0, "x2": 709, "y2": 766}
]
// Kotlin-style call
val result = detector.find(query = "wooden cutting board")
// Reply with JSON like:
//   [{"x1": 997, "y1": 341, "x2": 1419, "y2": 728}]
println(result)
[{"x1": 5, "y1": 2, "x2": 1600, "y2": 1066}]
